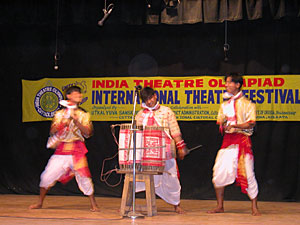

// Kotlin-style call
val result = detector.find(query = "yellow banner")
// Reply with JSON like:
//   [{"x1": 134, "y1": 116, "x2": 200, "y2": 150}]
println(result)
[{"x1": 22, "y1": 75, "x2": 300, "y2": 122}]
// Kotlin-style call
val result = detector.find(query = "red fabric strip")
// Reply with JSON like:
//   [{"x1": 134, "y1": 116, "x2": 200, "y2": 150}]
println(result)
[{"x1": 221, "y1": 133, "x2": 253, "y2": 194}]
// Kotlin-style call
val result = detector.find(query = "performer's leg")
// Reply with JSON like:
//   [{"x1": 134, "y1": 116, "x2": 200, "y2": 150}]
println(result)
[
  {"x1": 251, "y1": 196, "x2": 261, "y2": 216},
  {"x1": 245, "y1": 154, "x2": 261, "y2": 216},
  {"x1": 207, "y1": 186, "x2": 225, "y2": 213},
  {"x1": 174, "y1": 204, "x2": 185, "y2": 214},
  {"x1": 173, "y1": 160, "x2": 184, "y2": 214},
  {"x1": 29, "y1": 187, "x2": 49, "y2": 209},
  {"x1": 154, "y1": 159, "x2": 183, "y2": 213},
  {"x1": 88, "y1": 194, "x2": 100, "y2": 212},
  {"x1": 208, "y1": 147, "x2": 238, "y2": 213},
  {"x1": 75, "y1": 172, "x2": 99, "y2": 212},
  {"x1": 29, "y1": 155, "x2": 72, "y2": 209},
  {"x1": 212, "y1": 147, "x2": 238, "y2": 187}
]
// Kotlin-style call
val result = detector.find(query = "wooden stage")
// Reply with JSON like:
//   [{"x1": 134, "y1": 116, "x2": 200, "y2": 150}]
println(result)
[{"x1": 0, "y1": 195, "x2": 299, "y2": 225}]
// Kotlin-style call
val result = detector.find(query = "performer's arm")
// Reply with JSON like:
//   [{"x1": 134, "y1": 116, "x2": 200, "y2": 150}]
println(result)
[
  {"x1": 167, "y1": 109, "x2": 188, "y2": 160},
  {"x1": 174, "y1": 136, "x2": 188, "y2": 160},
  {"x1": 50, "y1": 122, "x2": 64, "y2": 135},
  {"x1": 217, "y1": 105, "x2": 226, "y2": 134},
  {"x1": 226, "y1": 101, "x2": 256, "y2": 131},
  {"x1": 226, "y1": 121, "x2": 255, "y2": 131},
  {"x1": 135, "y1": 110, "x2": 143, "y2": 126},
  {"x1": 50, "y1": 111, "x2": 67, "y2": 135},
  {"x1": 71, "y1": 110, "x2": 92, "y2": 137}
]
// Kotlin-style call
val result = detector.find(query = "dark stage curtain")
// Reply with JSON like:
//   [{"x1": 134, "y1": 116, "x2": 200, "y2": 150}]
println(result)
[
  {"x1": 1, "y1": 0, "x2": 300, "y2": 26},
  {"x1": 0, "y1": 0, "x2": 300, "y2": 202},
  {"x1": 148, "y1": 0, "x2": 300, "y2": 24}
]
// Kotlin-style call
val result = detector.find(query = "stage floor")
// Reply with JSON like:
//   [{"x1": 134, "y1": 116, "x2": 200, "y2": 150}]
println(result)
[{"x1": 0, "y1": 195, "x2": 299, "y2": 225}]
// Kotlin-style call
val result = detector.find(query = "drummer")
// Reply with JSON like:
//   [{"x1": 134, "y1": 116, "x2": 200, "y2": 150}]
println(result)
[{"x1": 135, "y1": 87, "x2": 188, "y2": 214}]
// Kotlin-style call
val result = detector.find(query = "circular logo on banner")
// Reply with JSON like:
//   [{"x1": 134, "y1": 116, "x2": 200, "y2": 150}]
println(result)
[{"x1": 34, "y1": 86, "x2": 64, "y2": 118}]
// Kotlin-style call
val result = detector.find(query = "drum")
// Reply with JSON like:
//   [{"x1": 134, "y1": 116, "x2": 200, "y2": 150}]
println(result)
[{"x1": 118, "y1": 123, "x2": 166, "y2": 173}]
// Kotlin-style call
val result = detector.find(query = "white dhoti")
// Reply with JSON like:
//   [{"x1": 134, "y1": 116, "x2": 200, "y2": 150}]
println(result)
[
  {"x1": 212, "y1": 145, "x2": 258, "y2": 199},
  {"x1": 40, "y1": 155, "x2": 94, "y2": 196},
  {"x1": 136, "y1": 158, "x2": 181, "y2": 206}
]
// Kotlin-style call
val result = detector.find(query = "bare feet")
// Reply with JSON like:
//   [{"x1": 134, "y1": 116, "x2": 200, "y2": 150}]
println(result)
[
  {"x1": 251, "y1": 197, "x2": 261, "y2": 216},
  {"x1": 207, "y1": 207, "x2": 224, "y2": 214},
  {"x1": 174, "y1": 205, "x2": 185, "y2": 214},
  {"x1": 252, "y1": 208, "x2": 261, "y2": 216},
  {"x1": 29, "y1": 203, "x2": 42, "y2": 209},
  {"x1": 90, "y1": 205, "x2": 100, "y2": 212},
  {"x1": 88, "y1": 194, "x2": 100, "y2": 212}
]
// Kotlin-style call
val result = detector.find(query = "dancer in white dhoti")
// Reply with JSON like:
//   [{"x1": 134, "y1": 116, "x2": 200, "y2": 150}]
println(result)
[
  {"x1": 135, "y1": 87, "x2": 187, "y2": 214},
  {"x1": 207, "y1": 73, "x2": 261, "y2": 216},
  {"x1": 29, "y1": 86, "x2": 99, "y2": 212}
]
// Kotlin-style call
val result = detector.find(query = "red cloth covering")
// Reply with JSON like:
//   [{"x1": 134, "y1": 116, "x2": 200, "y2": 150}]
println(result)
[
  {"x1": 142, "y1": 108, "x2": 166, "y2": 168},
  {"x1": 118, "y1": 127, "x2": 166, "y2": 169},
  {"x1": 221, "y1": 133, "x2": 253, "y2": 194},
  {"x1": 55, "y1": 141, "x2": 91, "y2": 184},
  {"x1": 142, "y1": 128, "x2": 166, "y2": 168},
  {"x1": 118, "y1": 127, "x2": 142, "y2": 165}
]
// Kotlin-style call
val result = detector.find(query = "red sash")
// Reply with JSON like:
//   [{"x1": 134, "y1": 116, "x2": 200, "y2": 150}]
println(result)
[
  {"x1": 55, "y1": 141, "x2": 91, "y2": 184},
  {"x1": 221, "y1": 133, "x2": 253, "y2": 194}
]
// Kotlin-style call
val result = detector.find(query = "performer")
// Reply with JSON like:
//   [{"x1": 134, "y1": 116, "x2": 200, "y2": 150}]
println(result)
[
  {"x1": 207, "y1": 73, "x2": 261, "y2": 216},
  {"x1": 135, "y1": 87, "x2": 187, "y2": 214},
  {"x1": 30, "y1": 86, "x2": 99, "y2": 212}
]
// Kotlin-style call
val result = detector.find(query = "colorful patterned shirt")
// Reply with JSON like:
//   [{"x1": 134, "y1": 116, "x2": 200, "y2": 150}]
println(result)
[
  {"x1": 51, "y1": 108, "x2": 93, "y2": 143},
  {"x1": 217, "y1": 95, "x2": 256, "y2": 136}
]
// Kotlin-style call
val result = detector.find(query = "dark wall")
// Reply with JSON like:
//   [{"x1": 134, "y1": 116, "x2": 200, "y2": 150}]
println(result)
[{"x1": 1, "y1": 2, "x2": 300, "y2": 202}]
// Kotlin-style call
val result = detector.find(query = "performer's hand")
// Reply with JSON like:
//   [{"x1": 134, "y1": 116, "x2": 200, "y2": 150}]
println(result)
[
  {"x1": 224, "y1": 124, "x2": 232, "y2": 131},
  {"x1": 224, "y1": 116, "x2": 228, "y2": 122},
  {"x1": 177, "y1": 147, "x2": 187, "y2": 160},
  {"x1": 70, "y1": 111, "x2": 91, "y2": 137},
  {"x1": 175, "y1": 139, "x2": 187, "y2": 160},
  {"x1": 57, "y1": 122, "x2": 66, "y2": 131},
  {"x1": 225, "y1": 124, "x2": 236, "y2": 132},
  {"x1": 50, "y1": 121, "x2": 67, "y2": 135},
  {"x1": 70, "y1": 110, "x2": 80, "y2": 124}
]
